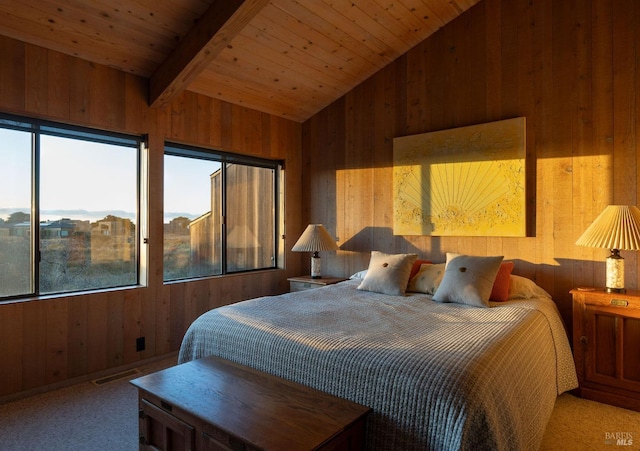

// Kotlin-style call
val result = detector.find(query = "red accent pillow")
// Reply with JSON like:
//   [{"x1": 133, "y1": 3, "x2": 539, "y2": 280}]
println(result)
[
  {"x1": 490, "y1": 261, "x2": 514, "y2": 302},
  {"x1": 409, "y1": 259, "x2": 432, "y2": 282}
]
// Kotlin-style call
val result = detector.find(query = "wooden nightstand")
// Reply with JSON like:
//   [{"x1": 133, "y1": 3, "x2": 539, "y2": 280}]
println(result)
[
  {"x1": 288, "y1": 276, "x2": 347, "y2": 292},
  {"x1": 571, "y1": 288, "x2": 640, "y2": 411}
]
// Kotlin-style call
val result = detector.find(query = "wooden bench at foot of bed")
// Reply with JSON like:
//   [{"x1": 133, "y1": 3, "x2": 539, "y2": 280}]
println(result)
[{"x1": 130, "y1": 355, "x2": 371, "y2": 451}]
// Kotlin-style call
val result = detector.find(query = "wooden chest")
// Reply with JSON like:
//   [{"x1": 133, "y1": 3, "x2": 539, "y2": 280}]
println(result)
[{"x1": 131, "y1": 355, "x2": 371, "y2": 450}]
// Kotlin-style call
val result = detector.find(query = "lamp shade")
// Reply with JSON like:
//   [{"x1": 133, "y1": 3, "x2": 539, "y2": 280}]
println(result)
[
  {"x1": 292, "y1": 224, "x2": 339, "y2": 252},
  {"x1": 575, "y1": 205, "x2": 640, "y2": 250}
]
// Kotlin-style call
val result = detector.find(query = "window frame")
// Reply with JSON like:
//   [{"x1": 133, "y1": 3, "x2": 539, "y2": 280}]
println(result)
[
  {"x1": 163, "y1": 142, "x2": 283, "y2": 282},
  {"x1": 0, "y1": 113, "x2": 145, "y2": 300}
]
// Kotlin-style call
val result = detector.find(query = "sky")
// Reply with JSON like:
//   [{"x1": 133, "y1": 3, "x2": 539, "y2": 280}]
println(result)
[
  {"x1": 1, "y1": 128, "x2": 217, "y2": 223},
  {"x1": 164, "y1": 154, "x2": 219, "y2": 221}
]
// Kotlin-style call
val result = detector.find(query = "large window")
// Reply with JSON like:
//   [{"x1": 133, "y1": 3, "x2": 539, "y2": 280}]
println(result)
[
  {"x1": 0, "y1": 115, "x2": 142, "y2": 299},
  {"x1": 164, "y1": 143, "x2": 281, "y2": 281}
]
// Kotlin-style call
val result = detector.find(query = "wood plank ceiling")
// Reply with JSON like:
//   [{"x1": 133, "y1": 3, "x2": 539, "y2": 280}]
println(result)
[{"x1": 0, "y1": 0, "x2": 480, "y2": 122}]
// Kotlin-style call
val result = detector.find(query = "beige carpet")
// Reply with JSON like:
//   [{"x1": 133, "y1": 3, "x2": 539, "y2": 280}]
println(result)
[
  {"x1": 0, "y1": 356, "x2": 177, "y2": 451},
  {"x1": 0, "y1": 356, "x2": 638, "y2": 450},
  {"x1": 540, "y1": 393, "x2": 639, "y2": 450}
]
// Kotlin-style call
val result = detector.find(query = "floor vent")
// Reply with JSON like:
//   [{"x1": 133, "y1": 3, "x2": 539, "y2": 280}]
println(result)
[{"x1": 91, "y1": 368, "x2": 140, "y2": 386}]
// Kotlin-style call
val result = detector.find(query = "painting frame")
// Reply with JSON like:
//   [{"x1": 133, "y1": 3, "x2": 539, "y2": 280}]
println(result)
[{"x1": 392, "y1": 117, "x2": 527, "y2": 237}]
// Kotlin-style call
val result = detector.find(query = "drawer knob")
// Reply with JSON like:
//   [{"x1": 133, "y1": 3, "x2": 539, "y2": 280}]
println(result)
[{"x1": 580, "y1": 335, "x2": 588, "y2": 345}]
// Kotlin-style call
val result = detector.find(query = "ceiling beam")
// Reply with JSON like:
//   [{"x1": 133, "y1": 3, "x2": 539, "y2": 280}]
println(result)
[{"x1": 149, "y1": 0, "x2": 269, "y2": 109}]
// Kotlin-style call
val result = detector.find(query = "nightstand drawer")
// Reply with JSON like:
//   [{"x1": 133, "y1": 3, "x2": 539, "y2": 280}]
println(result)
[
  {"x1": 288, "y1": 276, "x2": 347, "y2": 293},
  {"x1": 290, "y1": 280, "x2": 317, "y2": 292}
]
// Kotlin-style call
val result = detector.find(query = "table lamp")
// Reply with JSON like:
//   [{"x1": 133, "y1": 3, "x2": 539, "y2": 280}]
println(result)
[
  {"x1": 575, "y1": 205, "x2": 640, "y2": 293},
  {"x1": 292, "y1": 224, "x2": 339, "y2": 278}
]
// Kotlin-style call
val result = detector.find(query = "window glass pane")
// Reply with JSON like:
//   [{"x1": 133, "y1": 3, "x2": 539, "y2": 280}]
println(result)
[
  {"x1": 164, "y1": 154, "x2": 222, "y2": 281},
  {"x1": 0, "y1": 128, "x2": 33, "y2": 297},
  {"x1": 39, "y1": 135, "x2": 137, "y2": 294},
  {"x1": 226, "y1": 164, "x2": 275, "y2": 272}
]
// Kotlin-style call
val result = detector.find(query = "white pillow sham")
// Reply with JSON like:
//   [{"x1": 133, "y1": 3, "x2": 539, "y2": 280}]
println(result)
[
  {"x1": 508, "y1": 274, "x2": 552, "y2": 299},
  {"x1": 407, "y1": 263, "x2": 445, "y2": 295},
  {"x1": 433, "y1": 253, "x2": 504, "y2": 307},
  {"x1": 357, "y1": 251, "x2": 417, "y2": 296}
]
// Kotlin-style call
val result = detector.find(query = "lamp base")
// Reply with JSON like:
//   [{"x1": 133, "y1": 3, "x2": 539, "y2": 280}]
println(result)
[
  {"x1": 311, "y1": 253, "x2": 321, "y2": 279},
  {"x1": 605, "y1": 249, "x2": 625, "y2": 294}
]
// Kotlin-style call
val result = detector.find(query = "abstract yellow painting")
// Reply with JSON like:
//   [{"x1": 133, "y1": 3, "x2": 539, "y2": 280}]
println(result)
[{"x1": 393, "y1": 117, "x2": 526, "y2": 236}]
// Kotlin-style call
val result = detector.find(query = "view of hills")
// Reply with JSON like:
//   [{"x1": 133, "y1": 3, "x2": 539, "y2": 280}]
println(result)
[{"x1": 0, "y1": 208, "x2": 198, "y2": 223}]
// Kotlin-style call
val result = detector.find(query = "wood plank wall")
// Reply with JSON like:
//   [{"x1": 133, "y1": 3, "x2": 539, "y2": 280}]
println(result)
[
  {"x1": 302, "y1": 0, "x2": 640, "y2": 330},
  {"x1": 0, "y1": 35, "x2": 303, "y2": 400}
]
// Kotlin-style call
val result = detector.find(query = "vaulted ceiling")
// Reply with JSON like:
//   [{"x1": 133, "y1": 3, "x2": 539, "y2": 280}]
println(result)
[{"x1": 0, "y1": 0, "x2": 480, "y2": 122}]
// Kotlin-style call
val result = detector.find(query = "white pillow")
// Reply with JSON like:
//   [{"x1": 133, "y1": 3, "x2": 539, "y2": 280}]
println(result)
[
  {"x1": 508, "y1": 275, "x2": 552, "y2": 299},
  {"x1": 433, "y1": 253, "x2": 504, "y2": 307},
  {"x1": 357, "y1": 251, "x2": 418, "y2": 296},
  {"x1": 407, "y1": 263, "x2": 445, "y2": 294},
  {"x1": 349, "y1": 269, "x2": 368, "y2": 280}
]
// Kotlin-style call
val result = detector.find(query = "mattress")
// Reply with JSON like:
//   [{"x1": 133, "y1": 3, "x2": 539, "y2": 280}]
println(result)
[{"x1": 179, "y1": 279, "x2": 577, "y2": 450}]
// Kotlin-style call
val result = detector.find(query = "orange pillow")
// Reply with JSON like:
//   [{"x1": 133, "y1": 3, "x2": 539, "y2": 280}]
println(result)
[
  {"x1": 490, "y1": 261, "x2": 514, "y2": 302},
  {"x1": 409, "y1": 259, "x2": 432, "y2": 281}
]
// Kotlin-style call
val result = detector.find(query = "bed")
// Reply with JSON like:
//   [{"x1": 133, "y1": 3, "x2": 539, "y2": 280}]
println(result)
[{"x1": 179, "y1": 256, "x2": 577, "y2": 451}]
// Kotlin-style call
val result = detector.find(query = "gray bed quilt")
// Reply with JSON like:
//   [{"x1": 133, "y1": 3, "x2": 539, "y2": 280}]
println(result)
[{"x1": 178, "y1": 279, "x2": 577, "y2": 450}]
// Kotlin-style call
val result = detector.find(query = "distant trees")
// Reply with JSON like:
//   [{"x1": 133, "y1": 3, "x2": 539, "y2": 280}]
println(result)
[
  {"x1": 0, "y1": 212, "x2": 137, "y2": 297},
  {"x1": 40, "y1": 214, "x2": 137, "y2": 294},
  {"x1": 6, "y1": 211, "x2": 29, "y2": 224}
]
